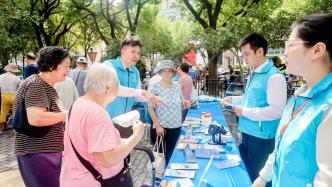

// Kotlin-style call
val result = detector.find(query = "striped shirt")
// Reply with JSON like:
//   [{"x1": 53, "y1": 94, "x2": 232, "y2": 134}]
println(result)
[{"x1": 14, "y1": 74, "x2": 65, "y2": 155}]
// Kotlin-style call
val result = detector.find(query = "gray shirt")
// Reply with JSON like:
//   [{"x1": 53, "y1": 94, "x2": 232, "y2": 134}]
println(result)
[
  {"x1": 0, "y1": 72, "x2": 22, "y2": 93},
  {"x1": 55, "y1": 77, "x2": 79, "y2": 110},
  {"x1": 68, "y1": 67, "x2": 87, "y2": 96}
]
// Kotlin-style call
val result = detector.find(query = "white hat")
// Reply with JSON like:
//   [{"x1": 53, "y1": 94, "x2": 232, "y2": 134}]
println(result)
[{"x1": 77, "y1": 57, "x2": 88, "y2": 64}]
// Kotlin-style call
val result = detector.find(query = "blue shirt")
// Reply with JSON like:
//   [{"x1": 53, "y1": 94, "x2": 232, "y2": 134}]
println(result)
[
  {"x1": 68, "y1": 67, "x2": 87, "y2": 96},
  {"x1": 23, "y1": 64, "x2": 39, "y2": 79}
]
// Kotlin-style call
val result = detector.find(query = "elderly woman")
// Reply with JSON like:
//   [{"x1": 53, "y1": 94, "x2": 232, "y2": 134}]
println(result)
[
  {"x1": 148, "y1": 60, "x2": 190, "y2": 165},
  {"x1": 0, "y1": 63, "x2": 21, "y2": 132},
  {"x1": 252, "y1": 14, "x2": 332, "y2": 187},
  {"x1": 14, "y1": 47, "x2": 69, "y2": 187},
  {"x1": 60, "y1": 64, "x2": 144, "y2": 187}
]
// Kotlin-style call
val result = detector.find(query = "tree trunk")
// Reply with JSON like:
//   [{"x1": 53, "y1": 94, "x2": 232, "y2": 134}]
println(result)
[
  {"x1": 207, "y1": 51, "x2": 219, "y2": 80},
  {"x1": 0, "y1": 48, "x2": 10, "y2": 68}
]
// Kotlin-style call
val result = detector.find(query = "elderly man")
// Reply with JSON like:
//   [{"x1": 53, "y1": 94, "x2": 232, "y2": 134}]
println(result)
[{"x1": 68, "y1": 57, "x2": 88, "y2": 96}]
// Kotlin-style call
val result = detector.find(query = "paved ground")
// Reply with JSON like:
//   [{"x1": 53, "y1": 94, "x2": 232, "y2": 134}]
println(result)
[{"x1": 0, "y1": 110, "x2": 238, "y2": 187}]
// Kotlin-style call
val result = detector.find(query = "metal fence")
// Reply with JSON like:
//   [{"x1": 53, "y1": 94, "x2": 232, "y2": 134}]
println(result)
[{"x1": 193, "y1": 79, "x2": 225, "y2": 98}]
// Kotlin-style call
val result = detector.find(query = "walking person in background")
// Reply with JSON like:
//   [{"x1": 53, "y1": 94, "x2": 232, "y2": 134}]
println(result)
[
  {"x1": 55, "y1": 76, "x2": 79, "y2": 110},
  {"x1": 272, "y1": 56, "x2": 286, "y2": 74},
  {"x1": 177, "y1": 63, "x2": 193, "y2": 122},
  {"x1": 68, "y1": 56, "x2": 88, "y2": 96},
  {"x1": 148, "y1": 60, "x2": 190, "y2": 165},
  {"x1": 0, "y1": 64, "x2": 22, "y2": 132},
  {"x1": 55, "y1": 57, "x2": 79, "y2": 111},
  {"x1": 23, "y1": 52, "x2": 39, "y2": 79},
  {"x1": 252, "y1": 13, "x2": 332, "y2": 187},
  {"x1": 14, "y1": 47, "x2": 69, "y2": 187}
]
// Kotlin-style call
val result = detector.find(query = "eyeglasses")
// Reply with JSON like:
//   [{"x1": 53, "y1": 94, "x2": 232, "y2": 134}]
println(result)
[{"x1": 285, "y1": 40, "x2": 309, "y2": 49}]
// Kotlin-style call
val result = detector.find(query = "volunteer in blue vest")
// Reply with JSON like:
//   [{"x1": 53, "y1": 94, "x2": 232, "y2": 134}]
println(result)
[
  {"x1": 104, "y1": 36, "x2": 165, "y2": 124},
  {"x1": 252, "y1": 13, "x2": 332, "y2": 187},
  {"x1": 222, "y1": 33, "x2": 287, "y2": 184}
]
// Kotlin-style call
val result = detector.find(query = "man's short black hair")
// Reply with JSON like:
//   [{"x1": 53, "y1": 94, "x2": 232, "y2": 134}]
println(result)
[
  {"x1": 37, "y1": 46, "x2": 70, "y2": 72},
  {"x1": 239, "y1": 33, "x2": 268, "y2": 55},
  {"x1": 180, "y1": 63, "x2": 190, "y2": 73},
  {"x1": 121, "y1": 35, "x2": 142, "y2": 49}
]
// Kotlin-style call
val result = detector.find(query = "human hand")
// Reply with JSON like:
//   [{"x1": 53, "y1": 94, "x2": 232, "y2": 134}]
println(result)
[
  {"x1": 221, "y1": 96, "x2": 232, "y2": 105},
  {"x1": 251, "y1": 176, "x2": 267, "y2": 187},
  {"x1": 155, "y1": 124, "x2": 165, "y2": 137},
  {"x1": 233, "y1": 105, "x2": 244, "y2": 116},
  {"x1": 183, "y1": 100, "x2": 191, "y2": 109},
  {"x1": 143, "y1": 91, "x2": 169, "y2": 108},
  {"x1": 132, "y1": 121, "x2": 145, "y2": 138}
]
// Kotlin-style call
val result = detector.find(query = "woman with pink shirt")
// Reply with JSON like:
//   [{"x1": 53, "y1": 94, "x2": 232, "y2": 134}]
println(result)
[
  {"x1": 60, "y1": 64, "x2": 145, "y2": 187},
  {"x1": 177, "y1": 63, "x2": 193, "y2": 122}
]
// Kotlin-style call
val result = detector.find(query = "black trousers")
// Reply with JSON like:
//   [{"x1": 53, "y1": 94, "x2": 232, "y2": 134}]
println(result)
[
  {"x1": 239, "y1": 132, "x2": 274, "y2": 186},
  {"x1": 162, "y1": 127, "x2": 181, "y2": 166},
  {"x1": 150, "y1": 123, "x2": 157, "y2": 145},
  {"x1": 182, "y1": 108, "x2": 189, "y2": 122}
]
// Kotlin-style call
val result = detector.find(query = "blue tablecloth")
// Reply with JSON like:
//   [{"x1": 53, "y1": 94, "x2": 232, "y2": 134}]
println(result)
[{"x1": 162, "y1": 102, "x2": 252, "y2": 187}]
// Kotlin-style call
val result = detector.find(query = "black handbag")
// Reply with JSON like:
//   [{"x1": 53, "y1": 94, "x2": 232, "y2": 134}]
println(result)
[
  {"x1": 68, "y1": 104, "x2": 133, "y2": 187},
  {"x1": 13, "y1": 98, "x2": 50, "y2": 137}
]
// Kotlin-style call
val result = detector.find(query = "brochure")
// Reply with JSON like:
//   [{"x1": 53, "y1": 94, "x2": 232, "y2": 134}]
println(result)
[
  {"x1": 164, "y1": 169, "x2": 196, "y2": 179},
  {"x1": 177, "y1": 178, "x2": 195, "y2": 187},
  {"x1": 195, "y1": 149, "x2": 221, "y2": 159},
  {"x1": 176, "y1": 143, "x2": 188, "y2": 150},
  {"x1": 194, "y1": 129, "x2": 205, "y2": 133},
  {"x1": 178, "y1": 143, "x2": 225, "y2": 153},
  {"x1": 226, "y1": 154, "x2": 241, "y2": 162},
  {"x1": 184, "y1": 145, "x2": 196, "y2": 163},
  {"x1": 180, "y1": 135, "x2": 201, "y2": 144},
  {"x1": 160, "y1": 180, "x2": 177, "y2": 187},
  {"x1": 170, "y1": 163, "x2": 199, "y2": 170},
  {"x1": 214, "y1": 160, "x2": 240, "y2": 170},
  {"x1": 184, "y1": 117, "x2": 201, "y2": 124}
]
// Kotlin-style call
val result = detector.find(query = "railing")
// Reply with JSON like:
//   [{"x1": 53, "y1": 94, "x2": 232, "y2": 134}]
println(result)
[{"x1": 193, "y1": 79, "x2": 226, "y2": 98}]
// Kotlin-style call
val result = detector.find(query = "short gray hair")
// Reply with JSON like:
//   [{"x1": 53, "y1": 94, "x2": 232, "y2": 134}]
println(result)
[{"x1": 84, "y1": 63, "x2": 119, "y2": 93}]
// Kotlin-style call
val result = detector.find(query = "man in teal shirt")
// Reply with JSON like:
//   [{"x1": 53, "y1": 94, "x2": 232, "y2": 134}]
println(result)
[
  {"x1": 223, "y1": 33, "x2": 287, "y2": 185},
  {"x1": 104, "y1": 36, "x2": 165, "y2": 126}
]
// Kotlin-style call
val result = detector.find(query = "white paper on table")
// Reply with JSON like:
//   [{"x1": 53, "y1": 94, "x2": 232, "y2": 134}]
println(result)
[
  {"x1": 226, "y1": 154, "x2": 241, "y2": 162},
  {"x1": 177, "y1": 178, "x2": 195, "y2": 187}
]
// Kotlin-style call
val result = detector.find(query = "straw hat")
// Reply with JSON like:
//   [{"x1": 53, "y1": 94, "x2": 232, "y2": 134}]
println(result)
[{"x1": 4, "y1": 63, "x2": 20, "y2": 73}]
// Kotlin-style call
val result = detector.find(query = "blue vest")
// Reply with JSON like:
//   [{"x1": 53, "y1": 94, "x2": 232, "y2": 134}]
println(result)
[
  {"x1": 105, "y1": 57, "x2": 140, "y2": 118},
  {"x1": 239, "y1": 60, "x2": 282, "y2": 139},
  {"x1": 273, "y1": 73, "x2": 332, "y2": 187}
]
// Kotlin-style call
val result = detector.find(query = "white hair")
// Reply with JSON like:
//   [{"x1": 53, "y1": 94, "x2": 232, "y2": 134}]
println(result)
[{"x1": 84, "y1": 63, "x2": 119, "y2": 93}]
